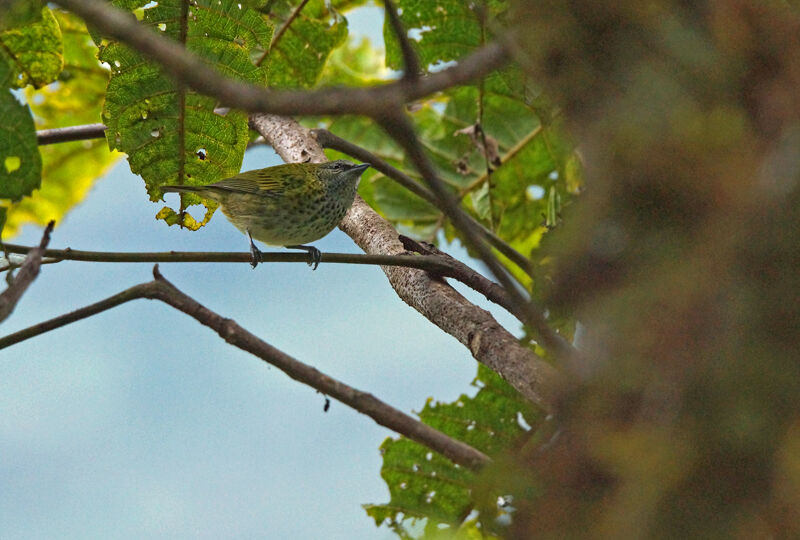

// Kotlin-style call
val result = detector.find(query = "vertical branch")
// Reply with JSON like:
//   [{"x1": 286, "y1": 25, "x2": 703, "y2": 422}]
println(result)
[
  {"x1": 384, "y1": 0, "x2": 421, "y2": 80},
  {"x1": 0, "y1": 221, "x2": 55, "y2": 323}
]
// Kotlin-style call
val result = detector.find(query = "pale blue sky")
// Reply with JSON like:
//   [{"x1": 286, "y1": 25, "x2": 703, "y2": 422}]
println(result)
[{"x1": 0, "y1": 4, "x2": 523, "y2": 538}]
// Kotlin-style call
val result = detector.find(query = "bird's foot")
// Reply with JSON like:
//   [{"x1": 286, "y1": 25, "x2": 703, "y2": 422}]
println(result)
[{"x1": 287, "y1": 244, "x2": 322, "y2": 270}]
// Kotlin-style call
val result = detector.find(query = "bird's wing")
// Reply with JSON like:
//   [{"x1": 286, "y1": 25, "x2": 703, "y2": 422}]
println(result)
[{"x1": 211, "y1": 169, "x2": 283, "y2": 196}]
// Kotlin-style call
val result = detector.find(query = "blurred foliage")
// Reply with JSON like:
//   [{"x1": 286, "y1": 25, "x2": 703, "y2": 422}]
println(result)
[
  {"x1": 0, "y1": 0, "x2": 43, "y2": 31},
  {"x1": 497, "y1": 0, "x2": 800, "y2": 538},
  {"x1": 365, "y1": 365, "x2": 544, "y2": 538}
]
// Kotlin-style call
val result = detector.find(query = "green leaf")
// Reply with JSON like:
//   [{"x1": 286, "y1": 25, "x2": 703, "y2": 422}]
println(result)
[
  {"x1": 0, "y1": 91, "x2": 41, "y2": 201},
  {"x1": 263, "y1": 0, "x2": 352, "y2": 88},
  {"x1": 3, "y1": 11, "x2": 121, "y2": 239},
  {"x1": 98, "y1": 0, "x2": 272, "y2": 228},
  {"x1": 0, "y1": 6, "x2": 63, "y2": 89},
  {"x1": 384, "y1": 0, "x2": 480, "y2": 72},
  {"x1": 0, "y1": 0, "x2": 43, "y2": 31},
  {"x1": 365, "y1": 365, "x2": 543, "y2": 534},
  {"x1": 383, "y1": 0, "x2": 509, "y2": 73}
]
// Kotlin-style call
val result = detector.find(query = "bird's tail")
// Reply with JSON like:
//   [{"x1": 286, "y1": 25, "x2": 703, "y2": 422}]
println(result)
[{"x1": 161, "y1": 185, "x2": 207, "y2": 194}]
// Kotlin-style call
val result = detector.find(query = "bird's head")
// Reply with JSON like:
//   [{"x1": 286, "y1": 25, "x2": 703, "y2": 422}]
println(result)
[{"x1": 316, "y1": 160, "x2": 370, "y2": 187}]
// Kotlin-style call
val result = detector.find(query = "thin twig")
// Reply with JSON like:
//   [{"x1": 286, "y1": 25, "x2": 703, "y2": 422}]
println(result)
[
  {"x1": 0, "y1": 265, "x2": 491, "y2": 470},
  {"x1": 37, "y1": 123, "x2": 107, "y2": 145},
  {"x1": 0, "y1": 221, "x2": 54, "y2": 323},
  {"x1": 268, "y1": 0, "x2": 310, "y2": 54},
  {"x1": 378, "y1": 112, "x2": 525, "y2": 305},
  {"x1": 0, "y1": 243, "x2": 525, "y2": 321},
  {"x1": 54, "y1": 0, "x2": 511, "y2": 117},
  {"x1": 384, "y1": 0, "x2": 421, "y2": 80},
  {"x1": 311, "y1": 128, "x2": 534, "y2": 277}
]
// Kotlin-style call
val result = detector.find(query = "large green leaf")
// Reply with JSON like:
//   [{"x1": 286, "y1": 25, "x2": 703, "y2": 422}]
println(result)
[
  {"x1": 383, "y1": 0, "x2": 507, "y2": 72},
  {"x1": 98, "y1": 0, "x2": 272, "y2": 229},
  {"x1": 365, "y1": 365, "x2": 543, "y2": 536},
  {"x1": 0, "y1": 6, "x2": 63, "y2": 89},
  {"x1": 4, "y1": 10, "x2": 120, "y2": 239},
  {"x1": 261, "y1": 0, "x2": 360, "y2": 88},
  {"x1": 0, "y1": 91, "x2": 41, "y2": 202}
]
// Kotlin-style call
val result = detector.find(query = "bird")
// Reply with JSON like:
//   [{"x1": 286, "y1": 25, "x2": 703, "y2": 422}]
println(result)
[{"x1": 161, "y1": 160, "x2": 370, "y2": 269}]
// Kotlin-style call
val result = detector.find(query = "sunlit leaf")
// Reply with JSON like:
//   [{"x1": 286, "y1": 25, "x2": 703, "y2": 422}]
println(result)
[
  {"x1": 3, "y1": 11, "x2": 120, "y2": 239},
  {"x1": 318, "y1": 35, "x2": 388, "y2": 87},
  {"x1": 0, "y1": 6, "x2": 63, "y2": 89}
]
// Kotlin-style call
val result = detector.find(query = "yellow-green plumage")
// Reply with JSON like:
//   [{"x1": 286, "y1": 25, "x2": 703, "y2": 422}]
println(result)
[{"x1": 161, "y1": 159, "x2": 369, "y2": 268}]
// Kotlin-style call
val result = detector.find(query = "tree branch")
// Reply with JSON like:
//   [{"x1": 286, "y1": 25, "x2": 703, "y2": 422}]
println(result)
[
  {"x1": 267, "y1": 0, "x2": 310, "y2": 55},
  {"x1": 55, "y1": 0, "x2": 510, "y2": 117},
  {"x1": 0, "y1": 243, "x2": 528, "y2": 319},
  {"x1": 0, "y1": 221, "x2": 54, "y2": 323},
  {"x1": 0, "y1": 266, "x2": 490, "y2": 470},
  {"x1": 30, "y1": 119, "x2": 537, "y2": 282},
  {"x1": 310, "y1": 127, "x2": 534, "y2": 277},
  {"x1": 37, "y1": 123, "x2": 107, "y2": 145},
  {"x1": 251, "y1": 113, "x2": 561, "y2": 410}
]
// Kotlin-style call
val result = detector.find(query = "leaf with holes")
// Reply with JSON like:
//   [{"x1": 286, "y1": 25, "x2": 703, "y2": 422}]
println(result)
[
  {"x1": 98, "y1": 0, "x2": 272, "y2": 229},
  {"x1": 0, "y1": 6, "x2": 62, "y2": 89},
  {"x1": 261, "y1": 0, "x2": 362, "y2": 88}
]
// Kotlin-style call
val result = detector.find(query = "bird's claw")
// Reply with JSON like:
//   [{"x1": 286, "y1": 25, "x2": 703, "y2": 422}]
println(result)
[
  {"x1": 249, "y1": 245, "x2": 263, "y2": 268},
  {"x1": 307, "y1": 247, "x2": 321, "y2": 271},
  {"x1": 287, "y1": 244, "x2": 321, "y2": 270}
]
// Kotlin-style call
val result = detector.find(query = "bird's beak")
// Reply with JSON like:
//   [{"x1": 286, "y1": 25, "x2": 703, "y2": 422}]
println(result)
[{"x1": 352, "y1": 163, "x2": 370, "y2": 174}]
